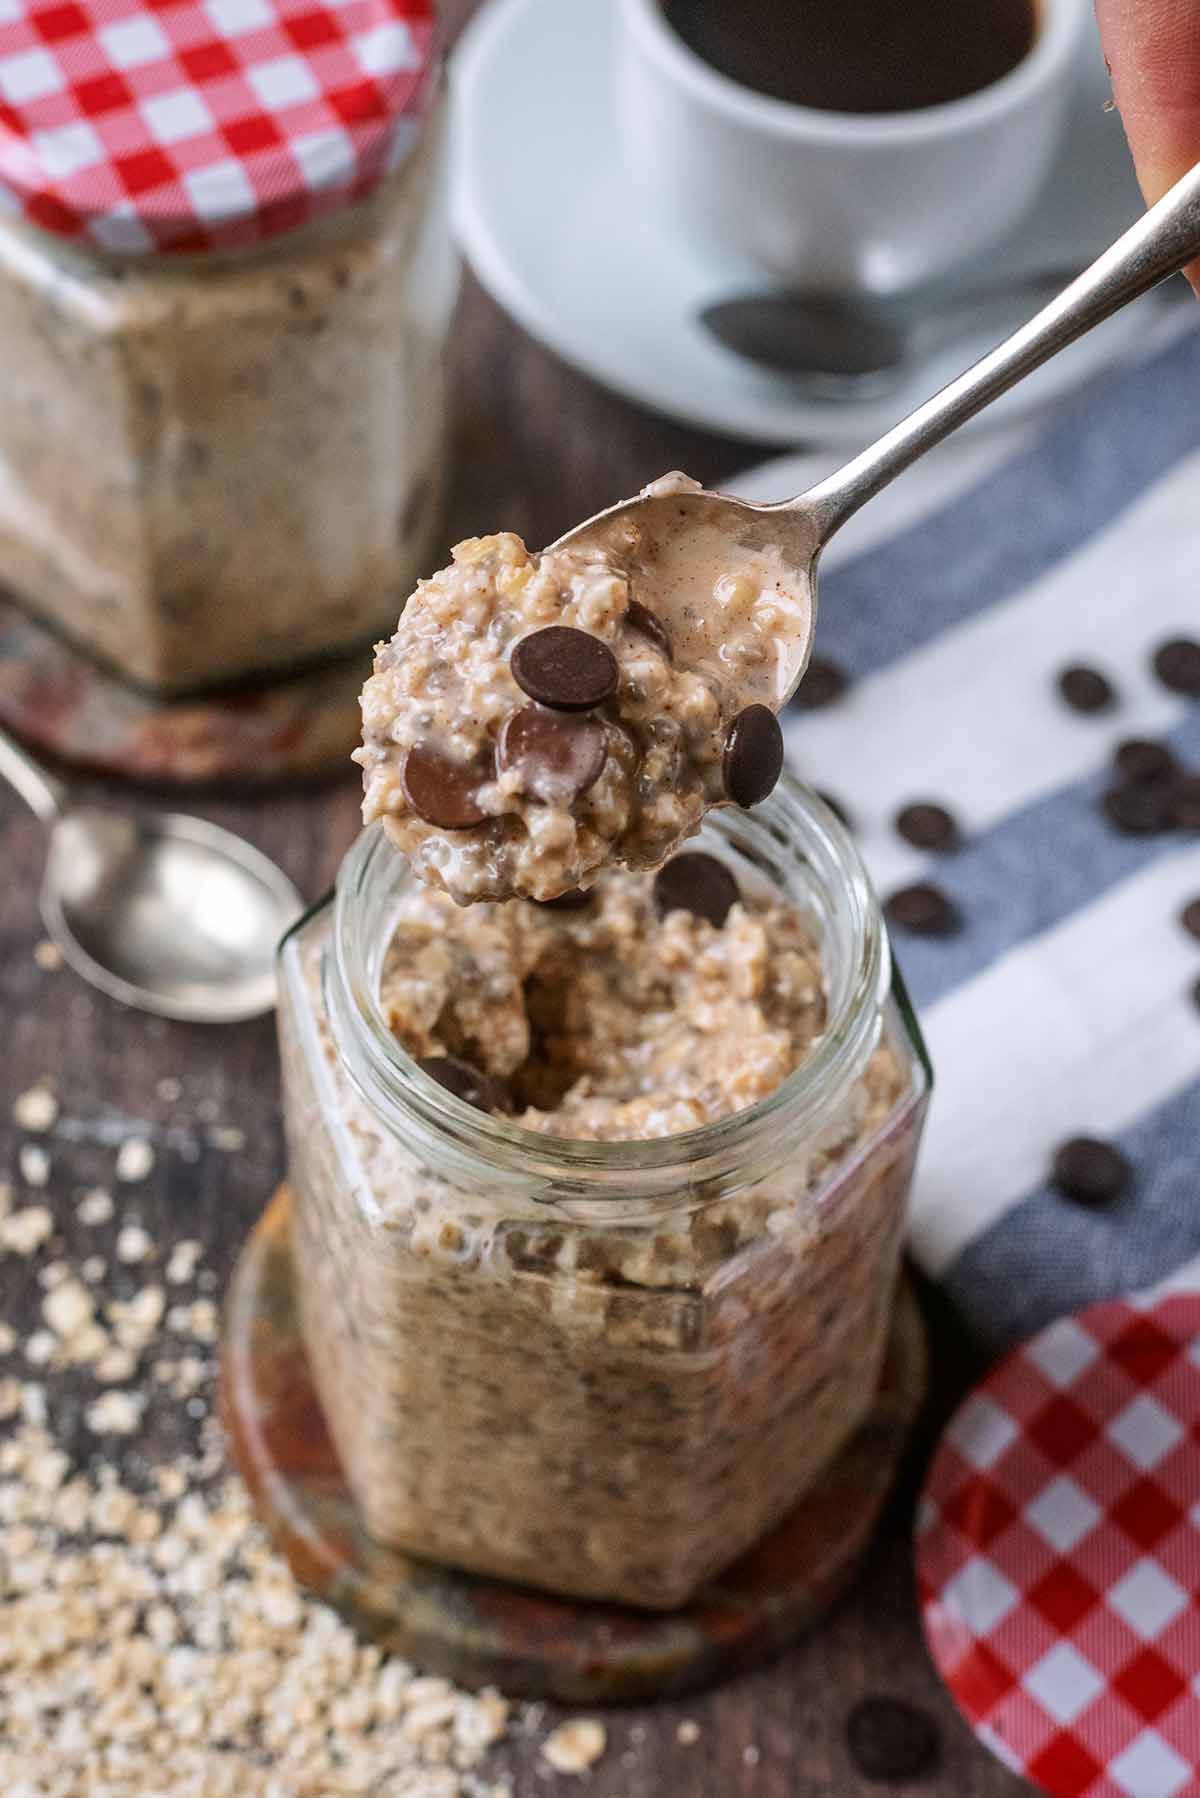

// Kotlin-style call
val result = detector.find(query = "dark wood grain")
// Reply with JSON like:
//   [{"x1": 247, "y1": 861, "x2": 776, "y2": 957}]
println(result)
[{"x1": 0, "y1": 3, "x2": 1028, "y2": 1787}]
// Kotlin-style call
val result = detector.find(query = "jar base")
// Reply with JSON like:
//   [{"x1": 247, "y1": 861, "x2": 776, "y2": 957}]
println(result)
[
  {"x1": 0, "y1": 591, "x2": 368, "y2": 784},
  {"x1": 221, "y1": 1186, "x2": 928, "y2": 1705}
]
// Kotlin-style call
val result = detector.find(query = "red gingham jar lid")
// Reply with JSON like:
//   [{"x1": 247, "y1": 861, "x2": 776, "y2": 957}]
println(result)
[
  {"x1": 0, "y1": 0, "x2": 436, "y2": 254},
  {"x1": 918, "y1": 1294, "x2": 1200, "y2": 1798}
]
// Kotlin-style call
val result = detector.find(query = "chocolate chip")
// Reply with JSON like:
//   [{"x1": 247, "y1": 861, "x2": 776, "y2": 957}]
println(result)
[
  {"x1": 1152, "y1": 636, "x2": 1200, "y2": 697},
  {"x1": 1057, "y1": 664, "x2": 1115, "y2": 713},
  {"x1": 845, "y1": 1698, "x2": 940, "y2": 1783},
  {"x1": 1170, "y1": 774, "x2": 1200, "y2": 830},
  {"x1": 625, "y1": 599, "x2": 673, "y2": 663},
  {"x1": 1180, "y1": 898, "x2": 1200, "y2": 942},
  {"x1": 1114, "y1": 738, "x2": 1176, "y2": 784},
  {"x1": 535, "y1": 887, "x2": 593, "y2": 911},
  {"x1": 1052, "y1": 1136, "x2": 1131, "y2": 1206},
  {"x1": 894, "y1": 801, "x2": 961, "y2": 852},
  {"x1": 417, "y1": 1055, "x2": 512, "y2": 1115},
  {"x1": 401, "y1": 743, "x2": 493, "y2": 830},
  {"x1": 884, "y1": 882, "x2": 962, "y2": 937},
  {"x1": 653, "y1": 852, "x2": 740, "y2": 928},
  {"x1": 499, "y1": 704, "x2": 606, "y2": 798},
  {"x1": 792, "y1": 654, "x2": 848, "y2": 710},
  {"x1": 724, "y1": 704, "x2": 783, "y2": 807},
  {"x1": 1101, "y1": 782, "x2": 1173, "y2": 836},
  {"x1": 510, "y1": 626, "x2": 619, "y2": 712}
]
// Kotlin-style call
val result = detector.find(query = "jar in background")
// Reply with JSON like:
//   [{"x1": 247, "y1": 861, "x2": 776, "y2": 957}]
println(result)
[
  {"x1": 277, "y1": 781, "x2": 932, "y2": 1611},
  {"x1": 0, "y1": 0, "x2": 456, "y2": 693}
]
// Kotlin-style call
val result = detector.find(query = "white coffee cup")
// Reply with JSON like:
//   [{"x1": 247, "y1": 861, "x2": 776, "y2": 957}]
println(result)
[{"x1": 615, "y1": 0, "x2": 1089, "y2": 291}]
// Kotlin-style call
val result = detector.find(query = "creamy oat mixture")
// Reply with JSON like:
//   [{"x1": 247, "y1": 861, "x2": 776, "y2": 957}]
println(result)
[
  {"x1": 0, "y1": 110, "x2": 454, "y2": 694},
  {"x1": 380, "y1": 861, "x2": 825, "y2": 1140},
  {"x1": 282, "y1": 847, "x2": 924, "y2": 1607},
  {"x1": 356, "y1": 474, "x2": 810, "y2": 903}
]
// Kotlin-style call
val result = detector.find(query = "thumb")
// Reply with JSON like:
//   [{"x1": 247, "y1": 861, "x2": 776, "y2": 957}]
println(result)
[{"x1": 1095, "y1": 0, "x2": 1200, "y2": 289}]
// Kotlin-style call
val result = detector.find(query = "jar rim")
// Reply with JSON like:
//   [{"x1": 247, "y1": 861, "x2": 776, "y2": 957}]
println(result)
[{"x1": 309, "y1": 777, "x2": 894, "y2": 1197}]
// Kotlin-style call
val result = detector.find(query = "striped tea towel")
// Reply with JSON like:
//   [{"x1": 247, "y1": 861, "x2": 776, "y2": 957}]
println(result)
[{"x1": 733, "y1": 314, "x2": 1200, "y2": 1357}]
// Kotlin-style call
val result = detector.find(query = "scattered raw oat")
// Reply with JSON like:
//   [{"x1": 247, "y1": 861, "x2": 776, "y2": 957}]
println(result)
[
  {"x1": 156, "y1": 1076, "x2": 183, "y2": 1103},
  {"x1": 42, "y1": 1277, "x2": 94, "y2": 1339},
  {"x1": 77, "y1": 1186, "x2": 114, "y2": 1225},
  {"x1": 84, "y1": 1390, "x2": 145, "y2": 1435},
  {"x1": 0, "y1": 1321, "x2": 14, "y2": 1354},
  {"x1": 81, "y1": 1255, "x2": 106, "y2": 1283},
  {"x1": 33, "y1": 938, "x2": 63, "y2": 971},
  {"x1": 116, "y1": 1137, "x2": 156, "y2": 1183},
  {"x1": 94, "y1": 1345, "x2": 137, "y2": 1383},
  {"x1": 23, "y1": 1330, "x2": 54, "y2": 1366},
  {"x1": 677, "y1": 1720, "x2": 701, "y2": 1745},
  {"x1": 18, "y1": 1144, "x2": 50, "y2": 1187},
  {"x1": 116, "y1": 1223, "x2": 153, "y2": 1264},
  {"x1": 0, "y1": 1206, "x2": 53, "y2": 1255},
  {"x1": 542, "y1": 1720, "x2": 607, "y2": 1775},
  {"x1": 13, "y1": 1084, "x2": 58, "y2": 1133},
  {"x1": 166, "y1": 1239, "x2": 203, "y2": 1285},
  {"x1": 208, "y1": 1125, "x2": 245, "y2": 1153},
  {"x1": 743, "y1": 1744, "x2": 761, "y2": 1767}
]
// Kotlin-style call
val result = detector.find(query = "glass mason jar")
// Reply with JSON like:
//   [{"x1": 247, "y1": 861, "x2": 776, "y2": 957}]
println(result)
[
  {"x1": 0, "y1": 92, "x2": 456, "y2": 695},
  {"x1": 277, "y1": 779, "x2": 932, "y2": 1611}
]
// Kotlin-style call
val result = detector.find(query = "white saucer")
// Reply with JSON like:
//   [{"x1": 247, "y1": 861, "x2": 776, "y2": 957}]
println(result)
[{"x1": 453, "y1": 0, "x2": 1160, "y2": 446}]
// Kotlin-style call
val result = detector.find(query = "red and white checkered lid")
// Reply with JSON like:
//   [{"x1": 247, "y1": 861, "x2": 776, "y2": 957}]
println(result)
[
  {"x1": 918, "y1": 1294, "x2": 1200, "y2": 1798},
  {"x1": 0, "y1": 0, "x2": 436, "y2": 253}
]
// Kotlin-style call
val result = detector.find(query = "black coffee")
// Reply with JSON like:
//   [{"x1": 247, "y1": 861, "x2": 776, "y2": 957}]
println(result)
[{"x1": 660, "y1": 0, "x2": 1037, "y2": 114}]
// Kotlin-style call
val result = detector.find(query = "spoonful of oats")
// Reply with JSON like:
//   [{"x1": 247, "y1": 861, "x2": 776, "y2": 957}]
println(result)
[{"x1": 357, "y1": 163, "x2": 1200, "y2": 906}]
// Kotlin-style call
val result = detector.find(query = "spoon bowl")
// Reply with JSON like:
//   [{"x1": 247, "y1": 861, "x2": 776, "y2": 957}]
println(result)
[
  {"x1": 42, "y1": 807, "x2": 301, "y2": 1023},
  {"x1": 0, "y1": 728, "x2": 301, "y2": 1023}
]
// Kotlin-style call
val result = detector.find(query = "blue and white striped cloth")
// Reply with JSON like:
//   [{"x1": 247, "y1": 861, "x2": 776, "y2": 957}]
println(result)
[{"x1": 734, "y1": 315, "x2": 1200, "y2": 1357}]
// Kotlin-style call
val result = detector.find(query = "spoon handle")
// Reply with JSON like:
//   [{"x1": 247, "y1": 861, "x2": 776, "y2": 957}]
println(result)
[
  {"x1": 801, "y1": 160, "x2": 1200, "y2": 541},
  {"x1": 0, "y1": 724, "x2": 64, "y2": 822}
]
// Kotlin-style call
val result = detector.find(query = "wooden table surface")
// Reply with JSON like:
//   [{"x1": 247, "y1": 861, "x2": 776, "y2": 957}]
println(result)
[{"x1": 0, "y1": 6, "x2": 1032, "y2": 1787}]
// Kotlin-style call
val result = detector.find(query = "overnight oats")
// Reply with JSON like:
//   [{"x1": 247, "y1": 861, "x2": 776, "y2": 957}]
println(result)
[
  {"x1": 278, "y1": 779, "x2": 930, "y2": 1609},
  {"x1": 355, "y1": 475, "x2": 810, "y2": 902},
  {"x1": 0, "y1": 0, "x2": 455, "y2": 693}
]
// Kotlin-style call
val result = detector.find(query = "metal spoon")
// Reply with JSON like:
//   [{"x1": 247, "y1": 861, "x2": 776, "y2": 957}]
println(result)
[
  {"x1": 699, "y1": 268, "x2": 1088, "y2": 392},
  {"x1": 0, "y1": 726, "x2": 302, "y2": 1023},
  {"x1": 553, "y1": 161, "x2": 1200, "y2": 706}
]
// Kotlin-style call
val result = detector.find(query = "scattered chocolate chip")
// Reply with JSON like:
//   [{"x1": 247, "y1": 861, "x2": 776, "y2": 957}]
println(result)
[
  {"x1": 792, "y1": 653, "x2": 849, "y2": 710},
  {"x1": 535, "y1": 887, "x2": 593, "y2": 911},
  {"x1": 1113, "y1": 738, "x2": 1176, "y2": 784},
  {"x1": 894, "y1": 801, "x2": 961, "y2": 853},
  {"x1": 1057, "y1": 664, "x2": 1115, "y2": 714},
  {"x1": 653, "y1": 852, "x2": 740, "y2": 929},
  {"x1": 1170, "y1": 775, "x2": 1200, "y2": 830},
  {"x1": 401, "y1": 743, "x2": 492, "y2": 830},
  {"x1": 1101, "y1": 781, "x2": 1173, "y2": 836},
  {"x1": 625, "y1": 599, "x2": 673, "y2": 662},
  {"x1": 884, "y1": 882, "x2": 962, "y2": 937},
  {"x1": 417, "y1": 1055, "x2": 512, "y2": 1115},
  {"x1": 1052, "y1": 1135, "x2": 1131, "y2": 1206},
  {"x1": 1180, "y1": 898, "x2": 1200, "y2": 942},
  {"x1": 845, "y1": 1698, "x2": 940, "y2": 1784},
  {"x1": 724, "y1": 704, "x2": 783, "y2": 807},
  {"x1": 816, "y1": 789, "x2": 853, "y2": 830},
  {"x1": 510, "y1": 626, "x2": 619, "y2": 712},
  {"x1": 499, "y1": 704, "x2": 607, "y2": 798},
  {"x1": 1152, "y1": 636, "x2": 1200, "y2": 697}
]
